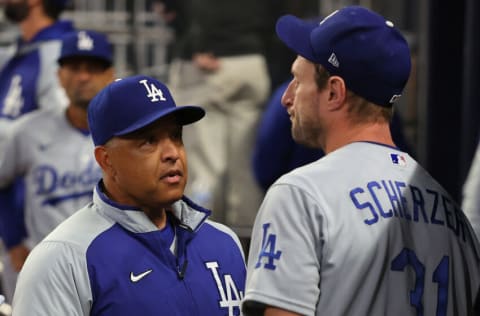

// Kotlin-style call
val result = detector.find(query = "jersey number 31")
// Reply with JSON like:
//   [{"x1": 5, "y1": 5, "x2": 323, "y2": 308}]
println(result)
[{"x1": 391, "y1": 248, "x2": 449, "y2": 316}]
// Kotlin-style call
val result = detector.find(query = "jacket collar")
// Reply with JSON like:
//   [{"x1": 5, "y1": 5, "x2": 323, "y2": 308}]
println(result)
[{"x1": 93, "y1": 181, "x2": 211, "y2": 234}]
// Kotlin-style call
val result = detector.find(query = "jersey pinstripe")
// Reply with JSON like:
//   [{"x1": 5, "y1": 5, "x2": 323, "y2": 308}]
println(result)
[{"x1": 244, "y1": 142, "x2": 480, "y2": 315}]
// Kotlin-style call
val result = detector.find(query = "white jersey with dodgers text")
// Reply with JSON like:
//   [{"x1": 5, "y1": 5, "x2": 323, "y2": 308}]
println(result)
[
  {"x1": 0, "y1": 107, "x2": 100, "y2": 249},
  {"x1": 244, "y1": 142, "x2": 480, "y2": 316}
]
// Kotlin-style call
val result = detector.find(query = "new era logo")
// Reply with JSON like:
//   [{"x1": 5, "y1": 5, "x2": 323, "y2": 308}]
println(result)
[{"x1": 328, "y1": 53, "x2": 339, "y2": 68}]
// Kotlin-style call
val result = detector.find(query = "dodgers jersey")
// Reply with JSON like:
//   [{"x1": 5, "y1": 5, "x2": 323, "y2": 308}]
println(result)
[
  {"x1": 244, "y1": 142, "x2": 480, "y2": 316},
  {"x1": 0, "y1": 20, "x2": 73, "y2": 149},
  {"x1": 13, "y1": 184, "x2": 246, "y2": 316},
  {"x1": 0, "y1": 107, "x2": 100, "y2": 249}
]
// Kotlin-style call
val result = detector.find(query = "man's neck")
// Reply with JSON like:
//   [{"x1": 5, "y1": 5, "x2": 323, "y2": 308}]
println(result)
[
  {"x1": 20, "y1": 12, "x2": 55, "y2": 42},
  {"x1": 324, "y1": 121, "x2": 395, "y2": 154},
  {"x1": 66, "y1": 105, "x2": 89, "y2": 131}
]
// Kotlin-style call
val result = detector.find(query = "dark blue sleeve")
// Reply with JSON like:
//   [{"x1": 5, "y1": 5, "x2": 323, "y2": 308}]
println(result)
[
  {"x1": 0, "y1": 177, "x2": 27, "y2": 249},
  {"x1": 252, "y1": 81, "x2": 323, "y2": 191}
]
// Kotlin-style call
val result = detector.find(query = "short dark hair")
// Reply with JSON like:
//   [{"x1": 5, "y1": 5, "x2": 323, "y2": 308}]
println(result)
[{"x1": 42, "y1": 0, "x2": 66, "y2": 20}]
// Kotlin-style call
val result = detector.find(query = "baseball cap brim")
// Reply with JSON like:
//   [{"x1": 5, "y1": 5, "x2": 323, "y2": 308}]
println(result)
[
  {"x1": 58, "y1": 55, "x2": 112, "y2": 67},
  {"x1": 113, "y1": 105, "x2": 205, "y2": 137},
  {"x1": 276, "y1": 15, "x2": 319, "y2": 64}
]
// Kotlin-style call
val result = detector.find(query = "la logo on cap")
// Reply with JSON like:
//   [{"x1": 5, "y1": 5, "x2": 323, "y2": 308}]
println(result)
[
  {"x1": 77, "y1": 31, "x2": 93, "y2": 51},
  {"x1": 139, "y1": 79, "x2": 167, "y2": 102}
]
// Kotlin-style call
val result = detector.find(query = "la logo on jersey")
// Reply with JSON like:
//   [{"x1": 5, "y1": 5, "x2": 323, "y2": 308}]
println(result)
[
  {"x1": 77, "y1": 31, "x2": 94, "y2": 51},
  {"x1": 254, "y1": 223, "x2": 282, "y2": 270},
  {"x1": 205, "y1": 261, "x2": 243, "y2": 316},
  {"x1": 3, "y1": 75, "x2": 24, "y2": 118},
  {"x1": 139, "y1": 79, "x2": 167, "y2": 102}
]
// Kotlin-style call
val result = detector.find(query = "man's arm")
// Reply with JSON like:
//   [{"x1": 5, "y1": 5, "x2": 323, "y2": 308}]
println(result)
[{"x1": 13, "y1": 241, "x2": 91, "y2": 315}]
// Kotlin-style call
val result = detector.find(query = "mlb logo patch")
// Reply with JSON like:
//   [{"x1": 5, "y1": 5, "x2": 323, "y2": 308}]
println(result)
[{"x1": 390, "y1": 153, "x2": 407, "y2": 166}]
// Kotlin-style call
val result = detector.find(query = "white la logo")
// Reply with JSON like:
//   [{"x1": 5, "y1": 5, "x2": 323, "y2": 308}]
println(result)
[
  {"x1": 3, "y1": 75, "x2": 24, "y2": 117},
  {"x1": 205, "y1": 261, "x2": 243, "y2": 316},
  {"x1": 77, "y1": 31, "x2": 94, "y2": 51},
  {"x1": 139, "y1": 79, "x2": 167, "y2": 102}
]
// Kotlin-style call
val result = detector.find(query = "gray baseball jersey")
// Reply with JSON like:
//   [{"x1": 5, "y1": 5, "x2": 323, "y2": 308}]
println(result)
[
  {"x1": 244, "y1": 142, "x2": 480, "y2": 315},
  {"x1": 0, "y1": 107, "x2": 100, "y2": 249}
]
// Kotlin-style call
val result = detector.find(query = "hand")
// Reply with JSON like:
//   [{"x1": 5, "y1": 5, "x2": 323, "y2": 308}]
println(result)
[
  {"x1": 8, "y1": 244, "x2": 30, "y2": 272},
  {"x1": 193, "y1": 53, "x2": 221, "y2": 72}
]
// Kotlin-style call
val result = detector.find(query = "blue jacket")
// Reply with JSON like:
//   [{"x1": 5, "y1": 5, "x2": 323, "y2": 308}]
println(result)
[
  {"x1": 0, "y1": 20, "x2": 74, "y2": 119},
  {"x1": 13, "y1": 183, "x2": 246, "y2": 315}
]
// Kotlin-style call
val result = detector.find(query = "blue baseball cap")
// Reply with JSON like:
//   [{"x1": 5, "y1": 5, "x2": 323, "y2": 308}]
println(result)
[
  {"x1": 88, "y1": 75, "x2": 206, "y2": 146},
  {"x1": 58, "y1": 30, "x2": 113, "y2": 67},
  {"x1": 276, "y1": 6, "x2": 411, "y2": 107}
]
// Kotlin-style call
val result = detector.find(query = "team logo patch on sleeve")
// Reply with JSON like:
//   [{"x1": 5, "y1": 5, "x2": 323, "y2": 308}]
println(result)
[
  {"x1": 254, "y1": 223, "x2": 282, "y2": 270},
  {"x1": 390, "y1": 153, "x2": 407, "y2": 166}
]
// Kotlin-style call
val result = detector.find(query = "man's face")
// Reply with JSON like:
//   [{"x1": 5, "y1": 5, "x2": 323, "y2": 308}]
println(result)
[
  {"x1": 281, "y1": 56, "x2": 329, "y2": 148},
  {"x1": 4, "y1": 0, "x2": 29, "y2": 23},
  {"x1": 58, "y1": 58, "x2": 114, "y2": 109},
  {"x1": 101, "y1": 116, "x2": 188, "y2": 211}
]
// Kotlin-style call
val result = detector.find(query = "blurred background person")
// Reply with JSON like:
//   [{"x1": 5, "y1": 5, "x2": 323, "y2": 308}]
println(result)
[
  {"x1": 153, "y1": 0, "x2": 271, "y2": 250},
  {"x1": 0, "y1": 0, "x2": 75, "y2": 304},
  {"x1": 0, "y1": 0, "x2": 75, "y2": 146},
  {"x1": 0, "y1": 29, "x2": 113, "y2": 303}
]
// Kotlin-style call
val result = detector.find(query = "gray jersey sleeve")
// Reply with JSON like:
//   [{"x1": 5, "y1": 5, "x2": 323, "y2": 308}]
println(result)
[
  {"x1": 12, "y1": 240, "x2": 92, "y2": 316},
  {"x1": 244, "y1": 182, "x2": 323, "y2": 316}
]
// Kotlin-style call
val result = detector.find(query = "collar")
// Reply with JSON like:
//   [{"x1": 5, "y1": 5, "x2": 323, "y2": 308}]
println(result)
[{"x1": 93, "y1": 181, "x2": 211, "y2": 234}]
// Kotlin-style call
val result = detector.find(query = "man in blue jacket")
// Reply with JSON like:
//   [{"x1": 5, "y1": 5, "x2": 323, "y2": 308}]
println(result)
[{"x1": 12, "y1": 75, "x2": 246, "y2": 316}]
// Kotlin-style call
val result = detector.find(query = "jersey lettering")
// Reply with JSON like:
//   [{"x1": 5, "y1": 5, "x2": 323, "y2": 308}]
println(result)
[
  {"x1": 33, "y1": 159, "x2": 101, "y2": 205},
  {"x1": 410, "y1": 185, "x2": 429, "y2": 222},
  {"x1": 139, "y1": 79, "x2": 166, "y2": 102},
  {"x1": 254, "y1": 223, "x2": 282, "y2": 270},
  {"x1": 391, "y1": 248, "x2": 449, "y2": 316},
  {"x1": 205, "y1": 261, "x2": 243, "y2": 316},
  {"x1": 349, "y1": 179, "x2": 475, "y2": 244},
  {"x1": 3, "y1": 75, "x2": 24, "y2": 118}
]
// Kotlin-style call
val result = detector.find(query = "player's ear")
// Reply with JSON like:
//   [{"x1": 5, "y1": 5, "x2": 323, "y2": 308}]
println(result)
[
  {"x1": 94, "y1": 146, "x2": 112, "y2": 173},
  {"x1": 326, "y1": 76, "x2": 347, "y2": 111}
]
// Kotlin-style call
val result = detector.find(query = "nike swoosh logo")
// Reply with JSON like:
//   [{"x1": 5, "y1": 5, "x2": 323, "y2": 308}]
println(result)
[{"x1": 130, "y1": 269, "x2": 153, "y2": 282}]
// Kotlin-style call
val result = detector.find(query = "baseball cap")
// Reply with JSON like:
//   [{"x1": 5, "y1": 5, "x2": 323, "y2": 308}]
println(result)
[
  {"x1": 58, "y1": 30, "x2": 113, "y2": 67},
  {"x1": 88, "y1": 75, "x2": 206, "y2": 146},
  {"x1": 276, "y1": 6, "x2": 411, "y2": 107}
]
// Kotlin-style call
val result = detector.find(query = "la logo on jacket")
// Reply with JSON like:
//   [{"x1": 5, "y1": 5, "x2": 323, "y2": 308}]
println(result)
[{"x1": 206, "y1": 261, "x2": 243, "y2": 315}]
